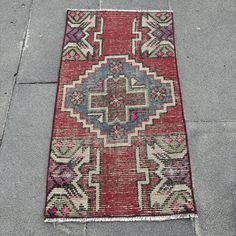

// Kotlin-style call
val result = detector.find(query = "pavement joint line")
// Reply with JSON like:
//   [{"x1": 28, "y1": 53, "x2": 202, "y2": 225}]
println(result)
[
  {"x1": 193, "y1": 218, "x2": 201, "y2": 236},
  {"x1": 0, "y1": 0, "x2": 34, "y2": 148},
  {"x1": 15, "y1": 0, "x2": 34, "y2": 83},
  {"x1": 190, "y1": 217, "x2": 197, "y2": 236},
  {"x1": 84, "y1": 223, "x2": 87, "y2": 236},
  {"x1": 17, "y1": 81, "x2": 58, "y2": 84},
  {"x1": 168, "y1": 0, "x2": 172, "y2": 10},
  {"x1": 99, "y1": 0, "x2": 102, "y2": 10},
  {"x1": 186, "y1": 120, "x2": 236, "y2": 123}
]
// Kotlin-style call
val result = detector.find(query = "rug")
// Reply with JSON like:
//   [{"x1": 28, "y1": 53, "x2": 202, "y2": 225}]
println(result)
[{"x1": 44, "y1": 9, "x2": 196, "y2": 222}]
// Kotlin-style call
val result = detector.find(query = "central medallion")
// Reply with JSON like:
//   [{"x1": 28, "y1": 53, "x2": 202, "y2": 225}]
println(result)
[
  {"x1": 89, "y1": 75, "x2": 148, "y2": 124},
  {"x1": 62, "y1": 55, "x2": 175, "y2": 147}
]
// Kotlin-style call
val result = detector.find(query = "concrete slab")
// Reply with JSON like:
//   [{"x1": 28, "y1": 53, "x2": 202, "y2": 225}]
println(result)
[
  {"x1": 100, "y1": 0, "x2": 236, "y2": 122},
  {"x1": 171, "y1": 0, "x2": 236, "y2": 121},
  {"x1": 187, "y1": 121, "x2": 236, "y2": 236},
  {"x1": 17, "y1": 0, "x2": 236, "y2": 122},
  {"x1": 1, "y1": 1, "x2": 235, "y2": 235},
  {"x1": 0, "y1": 84, "x2": 85, "y2": 236},
  {"x1": 0, "y1": 0, "x2": 31, "y2": 139},
  {"x1": 86, "y1": 121, "x2": 236, "y2": 236},
  {"x1": 87, "y1": 220, "x2": 195, "y2": 236},
  {"x1": 1, "y1": 82, "x2": 235, "y2": 236},
  {"x1": 17, "y1": 0, "x2": 99, "y2": 84},
  {"x1": 101, "y1": 0, "x2": 169, "y2": 10}
]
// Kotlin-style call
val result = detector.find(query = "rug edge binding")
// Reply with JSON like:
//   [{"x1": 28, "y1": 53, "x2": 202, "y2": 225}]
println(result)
[{"x1": 45, "y1": 213, "x2": 197, "y2": 223}]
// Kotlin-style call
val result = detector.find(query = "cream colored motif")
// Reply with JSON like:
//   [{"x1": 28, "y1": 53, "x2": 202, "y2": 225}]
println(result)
[
  {"x1": 88, "y1": 149, "x2": 101, "y2": 211},
  {"x1": 94, "y1": 17, "x2": 104, "y2": 56},
  {"x1": 136, "y1": 147, "x2": 150, "y2": 210},
  {"x1": 132, "y1": 18, "x2": 142, "y2": 54},
  {"x1": 146, "y1": 141, "x2": 194, "y2": 214}
]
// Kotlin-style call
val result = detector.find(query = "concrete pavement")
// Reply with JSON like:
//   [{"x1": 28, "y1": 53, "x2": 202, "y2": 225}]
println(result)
[{"x1": 0, "y1": 0, "x2": 235, "y2": 235}]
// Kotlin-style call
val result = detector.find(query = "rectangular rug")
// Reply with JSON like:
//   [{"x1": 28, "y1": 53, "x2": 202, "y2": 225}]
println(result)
[{"x1": 44, "y1": 9, "x2": 197, "y2": 222}]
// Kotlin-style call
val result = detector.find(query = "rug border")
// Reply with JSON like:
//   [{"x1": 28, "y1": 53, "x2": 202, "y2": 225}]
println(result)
[
  {"x1": 66, "y1": 8, "x2": 173, "y2": 12},
  {"x1": 171, "y1": 12, "x2": 198, "y2": 214},
  {"x1": 45, "y1": 213, "x2": 197, "y2": 223}
]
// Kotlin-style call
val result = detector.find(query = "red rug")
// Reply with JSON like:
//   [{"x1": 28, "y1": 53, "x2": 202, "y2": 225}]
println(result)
[{"x1": 44, "y1": 10, "x2": 196, "y2": 222}]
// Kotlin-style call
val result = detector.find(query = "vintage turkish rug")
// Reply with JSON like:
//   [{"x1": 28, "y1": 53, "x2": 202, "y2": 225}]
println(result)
[{"x1": 44, "y1": 10, "x2": 197, "y2": 222}]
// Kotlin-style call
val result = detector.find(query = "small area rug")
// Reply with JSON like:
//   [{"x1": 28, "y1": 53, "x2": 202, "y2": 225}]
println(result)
[{"x1": 44, "y1": 9, "x2": 197, "y2": 222}]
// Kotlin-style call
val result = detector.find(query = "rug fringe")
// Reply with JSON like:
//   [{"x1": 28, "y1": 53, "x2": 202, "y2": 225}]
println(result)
[
  {"x1": 66, "y1": 9, "x2": 173, "y2": 13},
  {"x1": 45, "y1": 213, "x2": 197, "y2": 223}
]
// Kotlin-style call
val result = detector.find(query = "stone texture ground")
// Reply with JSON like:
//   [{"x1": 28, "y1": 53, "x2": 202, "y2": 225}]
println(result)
[{"x1": 0, "y1": 0, "x2": 235, "y2": 235}]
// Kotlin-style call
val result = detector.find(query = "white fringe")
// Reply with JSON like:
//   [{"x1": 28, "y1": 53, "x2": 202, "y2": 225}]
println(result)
[
  {"x1": 45, "y1": 213, "x2": 197, "y2": 223},
  {"x1": 66, "y1": 9, "x2": 173, "y2": 13}
]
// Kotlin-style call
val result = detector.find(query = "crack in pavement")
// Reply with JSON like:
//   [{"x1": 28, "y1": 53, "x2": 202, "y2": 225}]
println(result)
[
  {"x1": 17, "y1": 81, "x2": 58, "y2": 84},
  {"x1": 0, "y1": 0, "x2": 34, "y2": 148}
]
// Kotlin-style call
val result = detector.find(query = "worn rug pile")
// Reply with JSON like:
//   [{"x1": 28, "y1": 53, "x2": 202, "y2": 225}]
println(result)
[{"x1": 44, "y1": 10, "x2": 196, "y2": 222}]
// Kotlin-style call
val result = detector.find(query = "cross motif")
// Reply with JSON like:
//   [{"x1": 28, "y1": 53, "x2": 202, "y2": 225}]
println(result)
[{"x1": 89, "y1": 76, "x2": 148, "y2": 124}]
